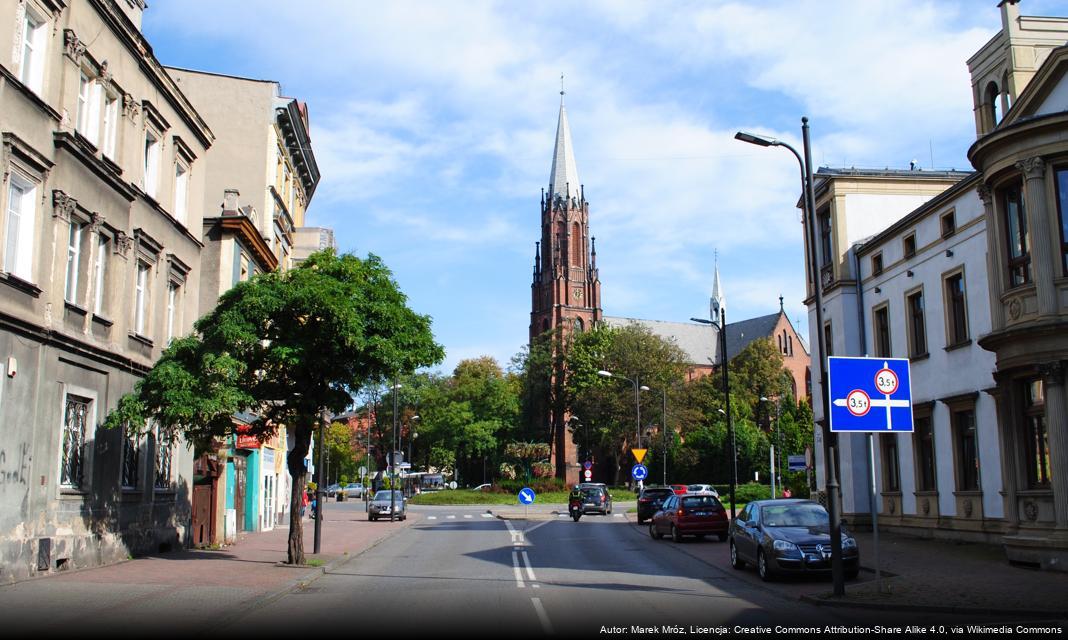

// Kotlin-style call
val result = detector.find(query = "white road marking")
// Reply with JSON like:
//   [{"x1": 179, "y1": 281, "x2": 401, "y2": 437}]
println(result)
[
  {"x1": 531, "y1": 597, "x2": 553, "y2": 634},
  {"x1": 481, "y1": 513, "x2": 493, "y2": 518},
  {"x1": 447, "y1": 515, "x2": 456, "y2": 519},
  {"x1": 614, "y1": 513, "x2": 623, "y2": 518},
  {"x1": 427, "y1": 516, "x2": 437, "y2": 520},
  {"x1": 463, "y1": 514, "x2": 473, "y2": 519},
  {"x1": 504, "y1": 519, "x2": 525, "y2": 546},
  {"x1": 511, "y1": 551, "x2": 525, "y2": 588},
  {"x1": 520, "y1": 550, "x2": 537, "y2": 582}
]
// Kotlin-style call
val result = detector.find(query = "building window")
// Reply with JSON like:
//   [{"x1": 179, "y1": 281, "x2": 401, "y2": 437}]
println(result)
[
  {"x1": 573, "y1": 317, "x2": 584, "y2": 333},
  {"x1": 19, "y1": 8, "x2": 47, "y2": 94},
  {"x1": 1003, "y1": 183, "x2": 1030, "y2": 287},
  {"x1": 1022, "y1": 379, "x2": 1050, "y2": 488},
  {"x1": 871, "y1": 253, "x2": 883, "y2": 276},
  {"x1": 76, "y1": 72, "x2": 91, "y2": 135},
  {"x1": 903, "y1": 233, "x2": 916, "y2": 259},
  {"x1": 818, "y1": 209, "x2": 832, "y2": 269},
  {"x1": 4, "y1": 174, "x2": 37, "y2": 281},
  {"x1": 823, "y1": 321, "x2": 833, "y2": 357},
  {"x1": 788, "y1": 335, "x2": 793, "y2": 356},
  {"x1": 873, "y1": 304, "x2": 891, "y2": 357},
  {"x1": 986, "y1": 81, "x2": 1001, "y2": 127},
  {"x1": 944, "y1": 272, "x2": 969, "y2": 346},
  {"x1": 93, "y1": 235, "x2": 108, "y2": 315},
  {"x1": 76, "y1": 71, "x2": 104, "y2": 147},
  {"x1": 881, "y1": 434, "x2": 900, "y2": 492},
  {"x1": 102, "y1": 94, "x2": 119, "y2": 159},
  {"x1": 64, "y1": 221, "x2": 85, "y2": 304},
  {"x1": 953, "y1": 409, "x2": 979, "y2": 491},
  {"x1": 941, "y1": 210, "x2": 956, "y2": 238},
  {"x1": 1055, "y1": 167, "x2": 1068, "y2": 277},
  {"x1": 906, "y1": 289, "x2": 927, "y2": 357},
  {"x1": 166, "y1": 282, "x2": 179, "y2": 343},
  {"x1": 571, "y1": 222, "x2": 582, "y2": 266},
  {"x1": 914, "y1": 415, "x2": 937, "y2": 492},
  {"x1": 173, "y1": 162, "x2": 188, "y2": 224},
  {"x1": 121, "y1": 433, "x2": 141, "y2": 490},
  {"x1": 154, "y1": 426, "x2": 173, "y2": 490},
  {"x1": 144, "y1": 130, "x2": 160, "y2": 198},
  {"x1": 61, "y1": 395, "x2": 91, "y2": 488},
  {"x1": 134, "y1": 260, "x2": 150, "y2": 335}
]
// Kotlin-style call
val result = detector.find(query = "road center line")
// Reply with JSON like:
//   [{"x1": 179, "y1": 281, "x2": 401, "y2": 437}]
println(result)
[
  {"x1": 511, "y1": 551, "x2": 526, "y2": 588},
  {"x1": 520, "y1": 550, "x2": 537, "y2": 582},
  {"x1": 531, "y1": 597, "x2": 553, "y2": 634}
]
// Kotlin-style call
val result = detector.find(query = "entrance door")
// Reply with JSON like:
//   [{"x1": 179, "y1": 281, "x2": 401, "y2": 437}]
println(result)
[
  {"x1": 233, "y1": 454, "x2": 247, "y2": 532},
  {"x1": 192, "y1": 484, "x2": 212, "y2": 545}
]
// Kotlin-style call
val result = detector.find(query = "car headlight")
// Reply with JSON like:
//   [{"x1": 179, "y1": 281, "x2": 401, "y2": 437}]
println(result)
[
  {"x1": 772, "y1": 540, "x2": 799, "y2": 553},
  {"x1": 842, "y1": 537, "x2": 857, "y2": 550}
]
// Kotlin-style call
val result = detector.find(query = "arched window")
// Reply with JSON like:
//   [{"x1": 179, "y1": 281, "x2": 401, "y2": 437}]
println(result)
[
  {"x1": 542, "y1": 318, "x2": 550, "y2": 333},
  {"x1": 571, "y1": 222, "x2": 582, "y2": 266},
  {"x1": 574, "y1": 317, "x2": 584, "y2": 333},
  {"x1": 986, "y1": 81, "x2": 1001, "y2": 127},
  {"x1": 788, "y1": 335, "x2": 793, "y2": 356}
]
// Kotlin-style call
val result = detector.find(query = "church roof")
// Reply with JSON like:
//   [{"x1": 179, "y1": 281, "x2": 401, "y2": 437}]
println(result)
[
  {"x1": 549, "y1": 101, "x2": 581, "y2": 200},
  {"x1": 602, "y1": 316, "x2": 719, "y2": 367},
  {"x1": 603, "y1": 310, "x2": 805, "y2": 367}
]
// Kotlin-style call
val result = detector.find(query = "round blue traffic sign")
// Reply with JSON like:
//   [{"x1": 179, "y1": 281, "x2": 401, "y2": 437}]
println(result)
[
  {"x1": 631, "y1": 464, "x2": 648, "y2": 481},
  {"x1": 518, "y1": 487, "x2": 536, "y2": 505},
  {"x1": 583, "y1": 460, "x2": 593, "y2": 470}
]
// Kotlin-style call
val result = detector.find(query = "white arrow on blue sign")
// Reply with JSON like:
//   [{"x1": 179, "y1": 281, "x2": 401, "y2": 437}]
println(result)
[
  {"x1": 631, "y1": 464, "x2": 648, "y2": 481},
  {"x1": 827, "y1": 356, "x2": 913, "y2": 433},
  {"x1": 518, "y1": 487, "x2": 536, "y2": 505}
]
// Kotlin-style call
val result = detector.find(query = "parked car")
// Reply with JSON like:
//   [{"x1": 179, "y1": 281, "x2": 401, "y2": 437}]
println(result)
[
  {"x1": 344, "y1": 482, "x2": 365, "y2": 498},
  {"x1": 325, "y1": 483, "x2": 341, "y2": 497},
  {"x1": 686, "y1": 484, "x2": 719, "y2": 497},
  {"x1": 368, "y1": 490, "x2": 406, "y2": 521},
  {"x1": 728, "y1": 499, "x2": 860, "y2": 582},
  {"x1": 669, "y1": 484, "x2": 688, "y2": 495},
  {"x1": 576, "y1": 485, "x2": 612, "y2": 515},
  {"x1": 649, "y1": 493, "x2": 728, "y2": 543},
  {"x1": 636, "y1": 486, "x2": 675, "y2": 524}
]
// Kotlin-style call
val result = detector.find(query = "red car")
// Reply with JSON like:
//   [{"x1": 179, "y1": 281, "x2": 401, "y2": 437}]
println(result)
[
  {"x1": 669, "y1": 484, "x2": 688, "y2": 495},
  {"x1": 649, "y1": 493, "x2": 729, "y2": 543}
]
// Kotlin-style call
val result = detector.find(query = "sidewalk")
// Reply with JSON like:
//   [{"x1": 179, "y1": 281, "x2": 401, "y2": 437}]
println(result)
[
  {"x1": 0, "y1": 504, "x2": 414, "y2": 634},
  {"x1": 802, "y1": 529, "x2": 1068, "y2": 617}
]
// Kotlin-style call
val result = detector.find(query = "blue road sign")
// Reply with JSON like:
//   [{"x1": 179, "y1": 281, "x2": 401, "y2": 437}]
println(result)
[
  {"x1": 631, "y1": 464, "x2": 648, "y2": 481},
  {"x1": 788, "y1": 455, "x2": 807, "y2": 472},
  {"x1": 518, "y1": 487, "x2": 536, "y2": 505},
  {"x1": 827, "y1": 356, "x2": 913, "y2": 432},
  {"x1": 583, "y1": 460, "x2": 593, "y2": 471}
]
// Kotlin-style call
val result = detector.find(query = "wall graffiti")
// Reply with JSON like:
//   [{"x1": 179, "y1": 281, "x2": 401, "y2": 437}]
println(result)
[{"x1": 0, "y1": 442, "x2": 31, "y2": 489}]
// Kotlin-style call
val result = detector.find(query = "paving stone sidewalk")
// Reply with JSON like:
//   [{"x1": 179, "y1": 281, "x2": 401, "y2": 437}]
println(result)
[{"x1": 0, "y1": 504, "x2": 415, "y2": 635}]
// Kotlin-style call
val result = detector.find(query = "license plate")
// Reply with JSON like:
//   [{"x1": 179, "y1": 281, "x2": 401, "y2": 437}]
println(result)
[{"x1": 694, "y1": 511, "x2": 709, "y2": 516}]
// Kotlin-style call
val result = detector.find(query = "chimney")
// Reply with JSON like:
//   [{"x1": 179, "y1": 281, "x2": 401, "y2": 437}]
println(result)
[{"x1": 222, "y1": 189, "x2": 240, "y2": 215}]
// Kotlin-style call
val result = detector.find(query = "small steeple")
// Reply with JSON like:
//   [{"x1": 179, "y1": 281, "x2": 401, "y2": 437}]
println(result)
[
  {"x1": 779, "y1": 295, "x2": 784, "y2": 313},
  {"x1": 533, "y1": 241, "x2": 541, "y2": 283},
  {"x1": 711, "y1": 251, "x2": 725, "y2": 325},
  {"x1": 548, "y1": 83, "x2": 581, "y2": 202}
]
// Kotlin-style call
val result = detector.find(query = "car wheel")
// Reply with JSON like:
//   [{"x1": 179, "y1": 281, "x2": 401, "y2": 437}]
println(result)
[
  {"x1": 649, "y1": 523, "x2": 662, "y2": 540},
  {"x1": 671, "y1": 525, "x2": 682, "y2": 543},
  {"x1": 637, "y1": 516, "x2": 645, "y2": 524},
  {"x1": 757, "y1": 549, "x2": 774, "y2": 582},
  {"x1": 369, "y1": 514, "x2": 376, "y2": 521},
  {"x1": 729, "y1": 540, "x2": 746, "y2": 570},
  {"x1": 717, "y1": 533, "x2": 728, "y2": 542}
]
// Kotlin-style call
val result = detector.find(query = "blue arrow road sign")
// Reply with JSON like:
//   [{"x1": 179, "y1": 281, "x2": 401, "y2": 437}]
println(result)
[
  {"x1": 827, "y1": 356, "x2": 913, "y2": 433},
  {"x1": 631, "y1": 464, "x2": 648, "y2": 481},
  {"x1": 518, "y1": 487, "x2": 536, "y2": 505}
]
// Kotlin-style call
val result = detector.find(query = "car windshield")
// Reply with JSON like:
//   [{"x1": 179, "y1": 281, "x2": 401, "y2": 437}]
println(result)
[
  {"x1": 581, "y1": 488, "x2": 603, "y2": 499},
  {"x1": 642, "y1": 489, "x2": 672, "y2": 500},
  {"x1": 761, "y1": 503, "x2": 828, "y2": 527},
  {"x1": 373, "y1": 490, "x2": 402, "y2": 501},
  {"x1": 681, "y1": 495, "x2": 720, "y2": 509}
]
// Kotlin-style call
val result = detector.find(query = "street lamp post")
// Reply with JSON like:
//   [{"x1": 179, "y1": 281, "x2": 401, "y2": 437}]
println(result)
[
  {"x1": 408, "y1": 416, "x2": 419, "y2": 496},
  {"x1": 597, "y1": 370, "x2": 649, "y2": 487},
  {"x1": 735, "y1": 117, "x2": 844, "y2": 596},
  {"x1": 390, "y1": 379, "x2": 401, "y2": 523},
  {"x1": 693, "y1": 306, "x2": 737, "y2": 520}
]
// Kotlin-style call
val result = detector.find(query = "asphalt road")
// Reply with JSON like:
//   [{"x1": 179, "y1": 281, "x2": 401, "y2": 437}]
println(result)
[{"x1": 219, "y1": 504, "x2": 980, "y2": 636}]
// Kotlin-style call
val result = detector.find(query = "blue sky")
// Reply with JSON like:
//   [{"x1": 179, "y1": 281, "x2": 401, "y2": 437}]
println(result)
[{"x1": 142, "y1": 1, "x2": 1062, "y2": 374}]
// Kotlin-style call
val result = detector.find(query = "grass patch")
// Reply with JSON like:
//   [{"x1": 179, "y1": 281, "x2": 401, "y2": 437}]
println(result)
[
  {"x1": 306, "y1": 558, "x2": 324, "y2": 567},
  {"x1": 409, "y1": 489, "x2": 576, "y2": 505}
]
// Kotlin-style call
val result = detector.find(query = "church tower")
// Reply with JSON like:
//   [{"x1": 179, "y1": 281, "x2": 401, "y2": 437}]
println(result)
[{"x1": 530, "y1": 90, "x2": 602, "y2": 483}]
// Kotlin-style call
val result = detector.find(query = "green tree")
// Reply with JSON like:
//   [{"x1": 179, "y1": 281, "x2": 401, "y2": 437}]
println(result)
[
  {"x1": 324, "y1": 421, "x2": 360, "y2": 485},
  {"x1": 565, "y1": 323, "x2": 690, "y2": 484},
  {"x1": 104, "y1": 250, "x2": 443, "y2": 564}
]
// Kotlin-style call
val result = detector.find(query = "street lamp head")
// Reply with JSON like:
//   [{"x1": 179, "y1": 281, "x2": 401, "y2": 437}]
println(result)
[
  {"x1": 411, "y1": 415, "x2": 420, "y2": 421},
  {"x1": 717, "y1": 409, "x2": 727, "y2": 416},
  {"x1": 640, "y1": 385, "x2": 650, "y2": 392},
  {"x1": 597, "y1": 370, "x2": 613, "y2": 378},
  {"x1": 413, "y1": 432, "x2": 418, "y2": 439},
  {"x1": 759, "y1": 396, "x2": 769, "y2": 402},
  {"x1": 734, "y1": 131, "x2": 777, "y2": 147}
]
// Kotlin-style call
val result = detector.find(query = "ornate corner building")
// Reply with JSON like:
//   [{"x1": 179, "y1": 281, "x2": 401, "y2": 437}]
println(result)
[{"x1": 529, "y1": 95, "x2": 602, "y2": 484}]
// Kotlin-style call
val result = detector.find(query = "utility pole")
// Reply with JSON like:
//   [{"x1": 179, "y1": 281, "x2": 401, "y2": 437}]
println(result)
[{"x1": 314, "y1": 408, "x2": 327, "y2": 554}]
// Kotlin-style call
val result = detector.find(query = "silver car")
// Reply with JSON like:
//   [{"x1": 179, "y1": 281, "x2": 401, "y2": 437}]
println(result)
[
  {"x1": 368, "y1": 490, "x2": 406, "y2": 521},
  {"x1": 687, "y1": 484, "x2": 719, "y2": 498}
]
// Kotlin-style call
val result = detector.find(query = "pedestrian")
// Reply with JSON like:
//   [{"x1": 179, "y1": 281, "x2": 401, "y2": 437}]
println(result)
[
  {"x1": 301, "y1": 487, "x2": 309, "y2": 518},
  {"x1": 782, "y1": 487, "x2": 792, "y2": 498}
]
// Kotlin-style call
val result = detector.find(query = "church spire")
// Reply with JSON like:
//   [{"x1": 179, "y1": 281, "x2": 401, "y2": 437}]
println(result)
[
  {"x1": 711, "y1": 252, "x2": 725, "y2": 325},
  {"x1": 548, "y1": 86, "x2": 580, "y2": 201}
]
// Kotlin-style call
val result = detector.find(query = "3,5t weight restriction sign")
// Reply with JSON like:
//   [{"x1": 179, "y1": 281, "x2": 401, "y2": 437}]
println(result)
[{"x1": 827, "y1": 356, "x2": 913, "y2": 433}]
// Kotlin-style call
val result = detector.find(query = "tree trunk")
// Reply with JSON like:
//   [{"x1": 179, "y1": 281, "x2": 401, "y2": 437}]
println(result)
[{"x1": 286, "y1": 421, "x2": 313, "y2": 565}]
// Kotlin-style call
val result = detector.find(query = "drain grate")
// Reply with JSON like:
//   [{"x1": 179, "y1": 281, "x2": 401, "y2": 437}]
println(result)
[{"x1": 294, "y1": 586, "x2": 325, "y2": 594}]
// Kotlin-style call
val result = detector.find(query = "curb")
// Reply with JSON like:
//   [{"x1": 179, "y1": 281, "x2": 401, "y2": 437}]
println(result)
[{"x1": 799, "y1": 593, "x2": 1068, "y2": 619}]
